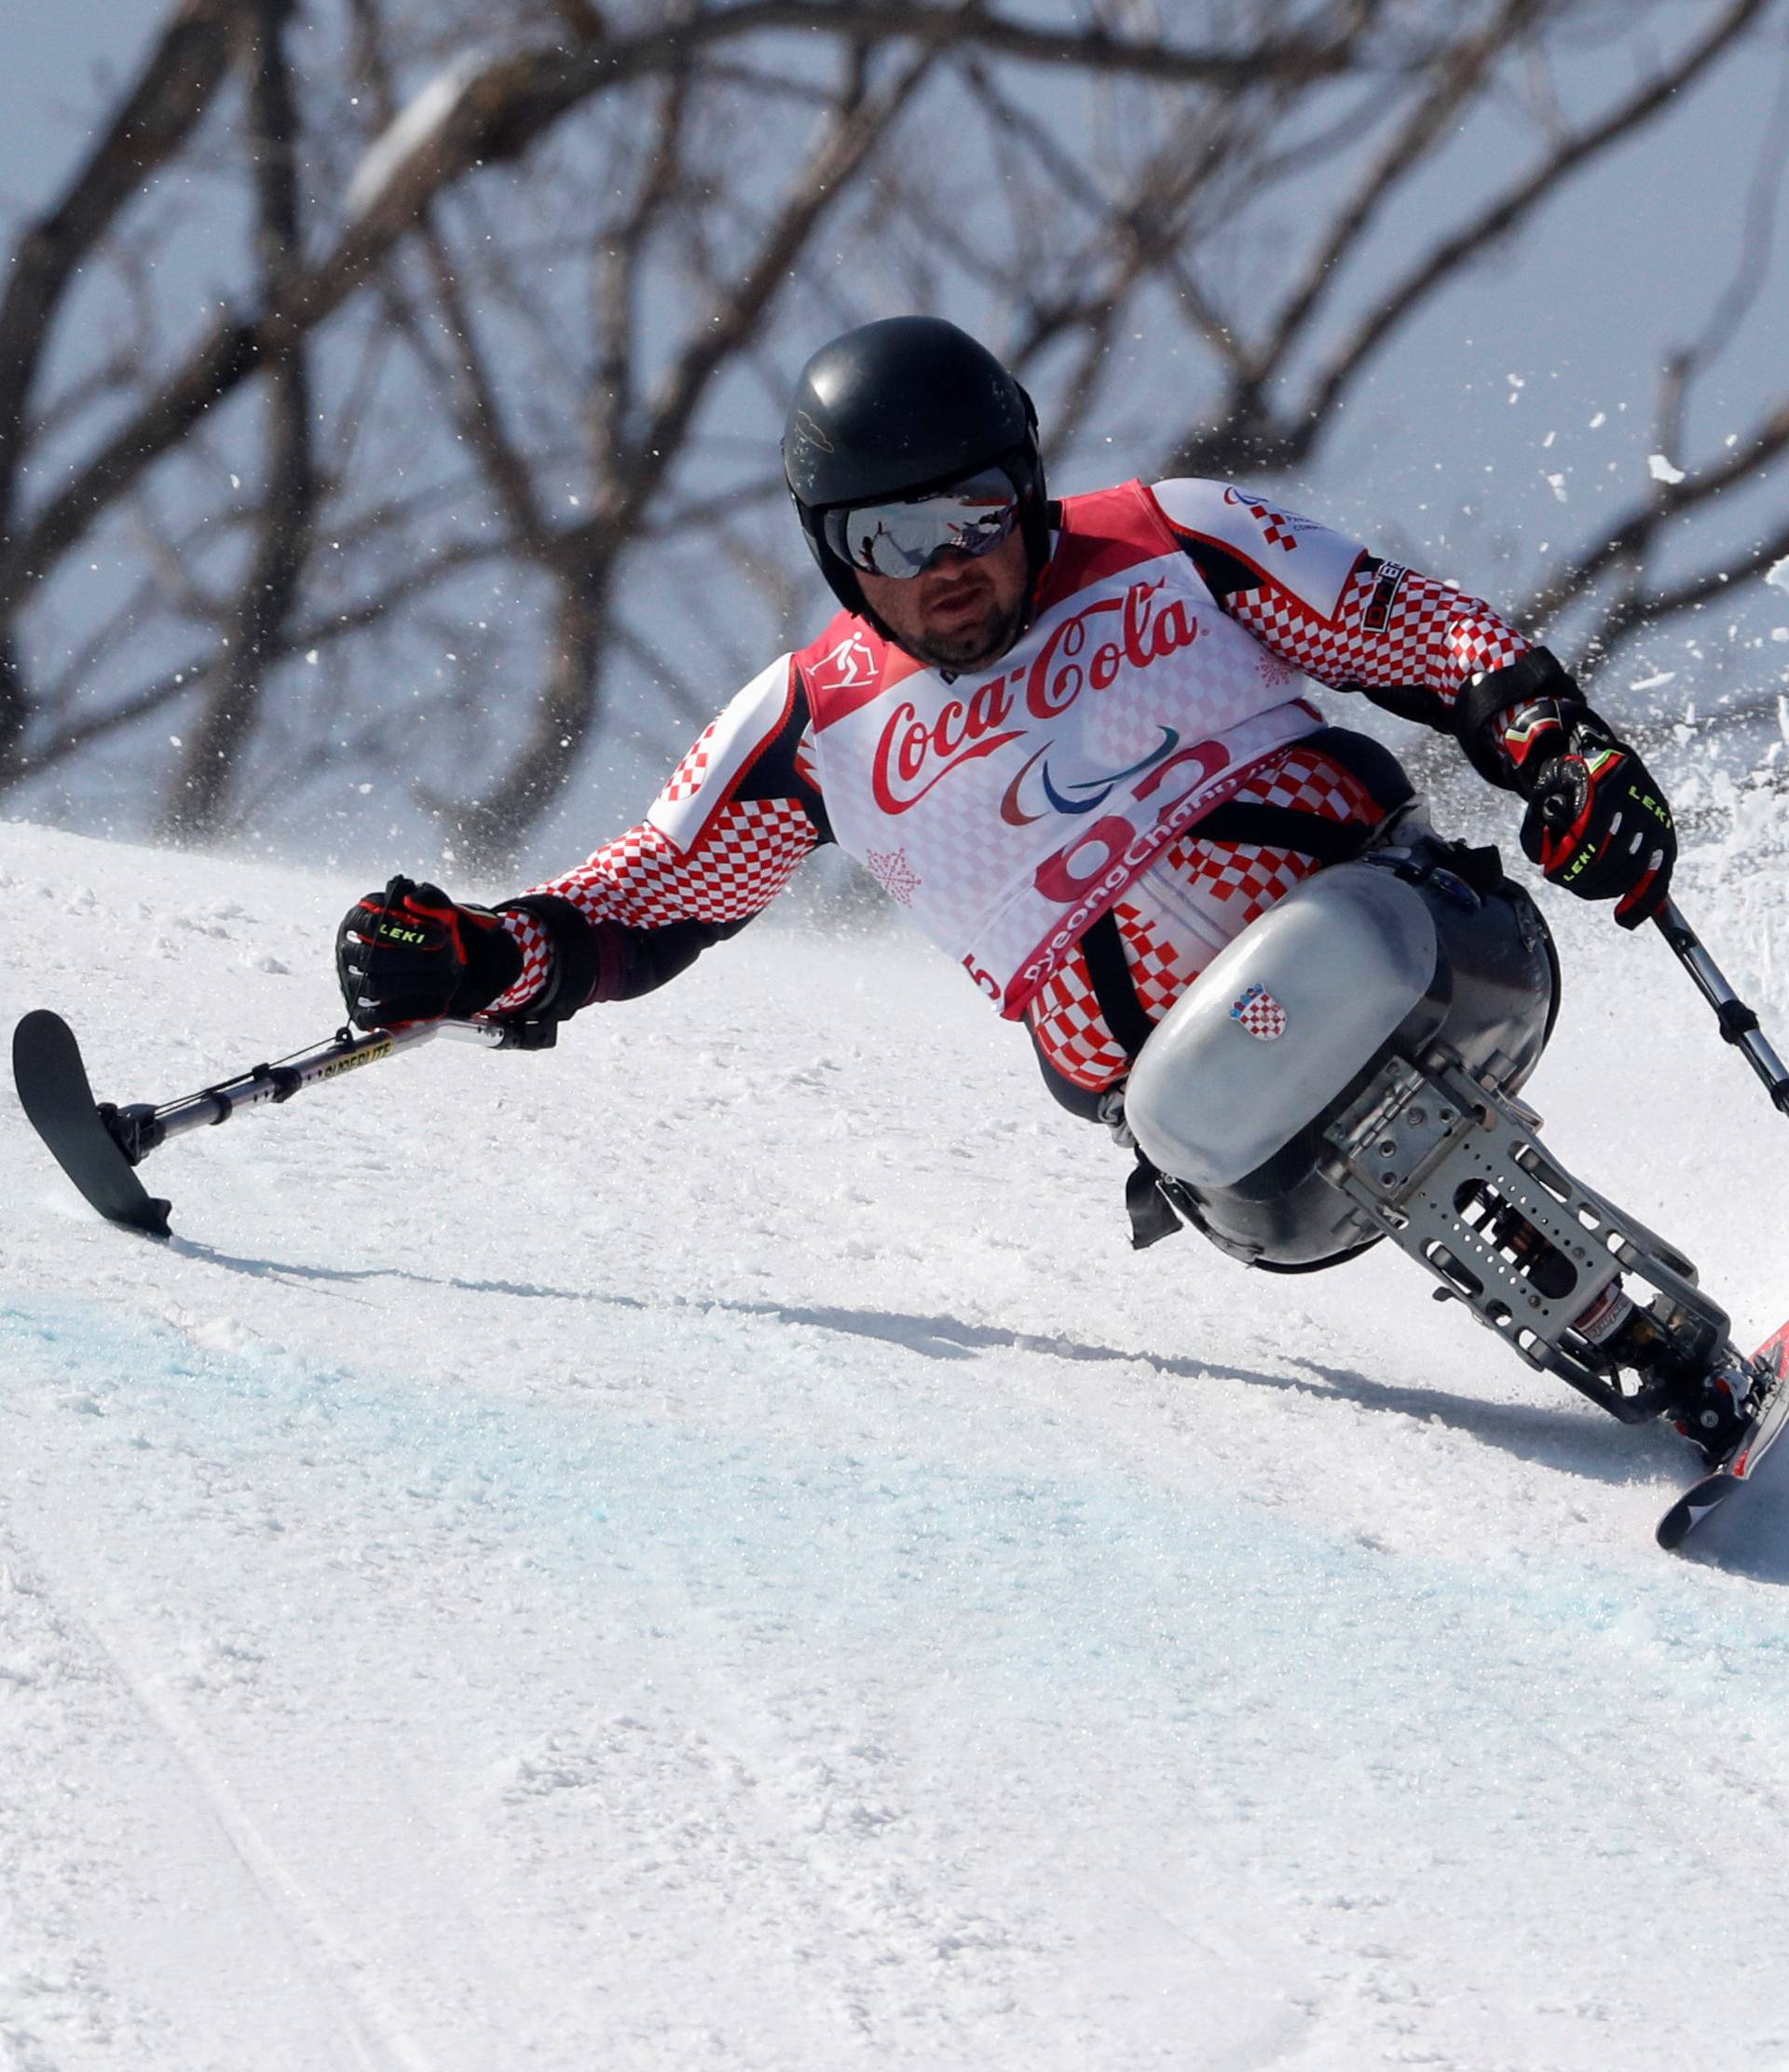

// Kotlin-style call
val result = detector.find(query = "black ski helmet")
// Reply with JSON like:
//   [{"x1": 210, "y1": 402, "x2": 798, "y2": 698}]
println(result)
[{"x1": 782, "y1": 316, "x2": 1049, "y2": 634}]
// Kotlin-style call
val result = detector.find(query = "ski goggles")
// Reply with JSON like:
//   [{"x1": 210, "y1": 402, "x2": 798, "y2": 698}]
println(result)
[{"x1": 823, "y1": 467, "x2": 1019, "y2": 579}]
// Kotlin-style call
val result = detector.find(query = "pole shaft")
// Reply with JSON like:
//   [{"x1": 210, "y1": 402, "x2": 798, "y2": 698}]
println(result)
[
  {"x1": 142, "y1": 1019, "x2": 506, "y2": 1149},
  {"x1": 1654, "y1": 899, "x2": 1789, "y2": 1113}
]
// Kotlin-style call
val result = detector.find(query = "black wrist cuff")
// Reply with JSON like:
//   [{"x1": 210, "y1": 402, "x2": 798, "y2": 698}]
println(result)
[
  {"x1": 453, "y1": 907, "x2": 525, "y2": 1016},
  {"x1": 496, "y1": 894, "x2": 618, "y2": 1023},
  {"x1": 1454, "y1": 646, "x2": 1584, "y2": 790}
]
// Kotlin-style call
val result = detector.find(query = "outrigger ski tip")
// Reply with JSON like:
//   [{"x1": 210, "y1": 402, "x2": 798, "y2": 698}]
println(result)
[
  {"x1": 12, "y1": 1009, "x2": 173, "y2": 1237},
  {"x1": 11, "y1": 1001, "x2": 528, "y2": 1244}
]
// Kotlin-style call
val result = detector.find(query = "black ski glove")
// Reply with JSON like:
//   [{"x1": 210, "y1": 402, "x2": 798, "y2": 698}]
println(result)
[
  {"x1": 335, "y1": 878, "x2": 522, "y2": 1029},
  {"x1": 1513, "y1": 712, "x2": 1676, "y2": 929}
]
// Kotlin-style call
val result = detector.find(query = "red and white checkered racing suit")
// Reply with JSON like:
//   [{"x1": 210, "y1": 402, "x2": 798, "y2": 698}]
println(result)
[{"x1": 491, "y1": 479, "x2": 1531, "y2": 1102}]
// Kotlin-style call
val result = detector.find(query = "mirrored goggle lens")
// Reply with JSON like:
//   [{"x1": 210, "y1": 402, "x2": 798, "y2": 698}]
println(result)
[{"x1": 825, "y1": 469, "x2": 1019, "y2": 579}]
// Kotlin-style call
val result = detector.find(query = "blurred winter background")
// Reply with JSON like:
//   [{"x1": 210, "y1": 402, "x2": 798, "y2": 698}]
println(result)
[{"x1": 2, "y1": 0, "x2": 1786, "y2": 890}]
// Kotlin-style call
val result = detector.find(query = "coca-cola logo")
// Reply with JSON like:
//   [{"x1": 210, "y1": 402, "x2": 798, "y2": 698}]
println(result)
[
  {"x1": 1023, "y1": 577, "x2": 1197, "y2": 718},
  {"x1": 870, "y1": 675, "x2": 1026, "y2": 814},
  {"x1": 870, "y1": 577, "x2": 1199, "y2": 815}
]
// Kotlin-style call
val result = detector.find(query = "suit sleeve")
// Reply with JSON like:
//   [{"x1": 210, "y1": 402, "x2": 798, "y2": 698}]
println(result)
[
  {"x1": 1147, "y1": 477, "x2": 1533, "y2": 736},
  {"x1": 486, "y1": 656, "x2": 831, "y2": 1020}
]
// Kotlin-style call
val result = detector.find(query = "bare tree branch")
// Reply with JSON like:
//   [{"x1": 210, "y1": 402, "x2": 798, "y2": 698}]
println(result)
[
  {"x1": 1165, "y1": 0, "x2": 1777, "y2": 475},
  {"x1": 450, "y1": 43, "x2": 940, "y2": 856},
  {"x1": 589, "y1": 71, "x2": 693, "y2": 475},
  {"x1": 4, "y1": 0, "x2": 1786, "y2": 852},
  {"x1": 1298, "y1": 0, "x2": 1775, "y2": 440},
  {"x1": 160, "y1": 0, "x2": 318, "y2": 838},
  {"x1": 1244, "y1": 0, "x2": 1550, "y2": 388},
  {"x1": 0, "y1": 0, "x2": 239, "y2": 540},
  {"x1": 0, "y1": 0, "x2": 239, "y2": 768},
  {"x1": 0, "y1": 2, "x2": 1390, "y2": 619},
  {"x1": 408, "y1": 227, "x2": 555, "y2": 558},
  {"x1": 1523, "y1": 397, "x2": 1789, "y2": 634},
  {"x1": 23, "y1": 661, "x2": 203, "y2": 775}
]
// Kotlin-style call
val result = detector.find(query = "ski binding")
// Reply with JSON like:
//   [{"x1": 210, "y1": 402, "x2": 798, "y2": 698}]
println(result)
[{"x1": 1657, "y1": 1322, "x2": 1789, "y2": 1551}]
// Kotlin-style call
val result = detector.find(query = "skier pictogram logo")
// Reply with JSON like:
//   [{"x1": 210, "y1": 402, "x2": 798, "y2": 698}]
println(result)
[
  {"x1": 817, "y1": 631, "x2": 877, "y2": 689},
  {"x1": 1229, "y1": 982, "x2": 1288, "y2": 1042}
]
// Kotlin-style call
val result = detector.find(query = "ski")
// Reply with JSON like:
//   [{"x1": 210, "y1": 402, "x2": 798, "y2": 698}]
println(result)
[
  {"x1": 1656, "y1": 1322, "x2": 1789, "y2": 1551},
  {"x1": 12, "y1": 1010, "x2": 172, "y2": 1238}
]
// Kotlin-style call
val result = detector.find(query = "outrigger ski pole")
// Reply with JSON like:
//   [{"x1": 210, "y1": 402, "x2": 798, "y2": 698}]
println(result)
[
  {"x1": 11, "y1": 1006, "x2": 554, "y2": 1238},
  {"x1": 1653, "y1": 897, "x2": 1789, "y2": 1119}
]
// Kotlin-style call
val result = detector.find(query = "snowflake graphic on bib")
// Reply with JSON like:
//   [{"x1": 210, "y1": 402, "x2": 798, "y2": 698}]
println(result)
[{"x1": 866, "y1": 849, "x2": 922, "y2": 906}]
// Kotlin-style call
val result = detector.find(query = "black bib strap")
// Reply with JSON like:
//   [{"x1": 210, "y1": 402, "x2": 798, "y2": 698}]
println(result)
[
  {"x1": 1073, "y1": 913, "x2": 1188, "y2": 1247},
  {"x1": 1079, "y1": 910, "x2": 1156, "y2": 1060},
  {"x1": 1191, "y1": 799, "x2": 1373, "y2": 864}
]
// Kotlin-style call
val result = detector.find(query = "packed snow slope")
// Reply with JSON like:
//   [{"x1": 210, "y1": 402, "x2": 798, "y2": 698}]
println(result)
[{"x1": 5, "y1": 809, "x2": 1789, "y2": 2072}]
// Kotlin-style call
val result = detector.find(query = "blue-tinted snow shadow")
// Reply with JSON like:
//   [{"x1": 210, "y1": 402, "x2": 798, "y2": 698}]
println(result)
[
  {"x1": 717, "y1": 1302, "x2": 1672, "y2": 1494},
  {"x1": 171, "y1": 1235, "x2": 1670, "y2": 1495},
  {"x1": 7, "y1": 1292, "x2": 1789, "y2": 1679},
  {"x1": 1667, "y1": 1440, "x2": 1789, "y2": 1581}
]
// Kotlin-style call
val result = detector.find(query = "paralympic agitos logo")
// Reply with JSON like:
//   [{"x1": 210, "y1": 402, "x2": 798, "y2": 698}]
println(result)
[{"x1": 869, "y1": 577, "x2": 1200, "y2": 815}]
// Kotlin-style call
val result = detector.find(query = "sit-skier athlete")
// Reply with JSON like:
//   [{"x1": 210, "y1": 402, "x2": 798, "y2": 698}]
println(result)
[{"x1": 340, "y1": 316, "x2": 1760, "y2": 1463}]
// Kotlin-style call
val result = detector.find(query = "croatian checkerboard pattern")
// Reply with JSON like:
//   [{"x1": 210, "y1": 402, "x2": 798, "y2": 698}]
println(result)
[
  {"x1": 661, "y1": 722, "x2": 720, "y2": 805},
  {"x1": 1027, "y1": 902, "x2": 1186, "y2": 1088},
  {"x1": 1225, "y1": 740, "x2": 1378, "y2": 824},
  {"x1": 483, "y1": 531, "x2": 1530, "y2": 1043},
  {"x1": 1245, "y1": 499, "x2": 1298, "y2": 552},
  {"x1": 490, "y1": 907, "x2": 553, "y2": 1015},
  {"x1": 486, "y1": 801, "x2": 822, "y2": 1011},
  {"x1": 1230, "y1": 984, "x2": 1288, "y2": 1041},
  {"x1": 1178, "y1": 838, "x2": 1316, "y2": 919},
  {"x1": 528, "y1": 801, "x2": 820, "y2": 932},
  {"x1": 1228, "y1": 563, "x2": 1528, "y2": 705},
  {"x1": 1026, "y1": 739, "x2": 1380, "y2": 1090},
  {"x1": 1154, "y1": 740, "x2": 1362, "y2": 942},
  {"x1": 1026, "y1": 961, "x2": 1127, "y2": 1086}
]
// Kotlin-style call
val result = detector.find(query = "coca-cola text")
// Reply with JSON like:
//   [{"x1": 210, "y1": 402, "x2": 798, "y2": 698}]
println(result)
[{"x1": 870, "y1": 576, "x2": 1200, "y2": 814}]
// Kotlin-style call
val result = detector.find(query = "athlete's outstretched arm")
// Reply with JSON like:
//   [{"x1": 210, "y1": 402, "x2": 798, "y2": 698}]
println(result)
[
  {"x1": 335, "y1": 658, "x2": 832, "y2": 1032},
  {"x1": 1146, "y1": 478, "x2": 1673, "y2": 927},
  {"x1": 489, "y1": 655, "x2": 831, "y2": 1021}
]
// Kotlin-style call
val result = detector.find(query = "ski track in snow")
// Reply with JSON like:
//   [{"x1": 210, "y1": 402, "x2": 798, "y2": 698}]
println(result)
[{"x1": 5, "y1": 817, "x2": 1789, "y2": 2069}]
